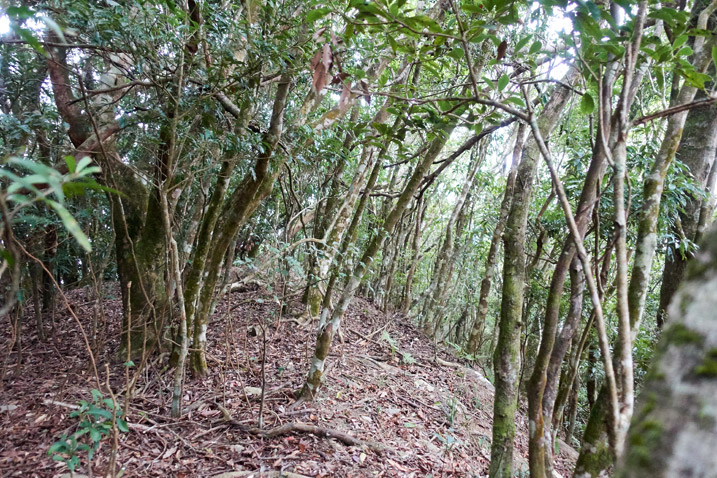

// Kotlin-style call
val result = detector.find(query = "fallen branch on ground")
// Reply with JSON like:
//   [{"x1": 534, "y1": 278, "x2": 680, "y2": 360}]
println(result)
[
  {"x1": 221, "y1": 409, "x2": 393, "y2": 454},
  {"x1": 434, "y1": 357, "x2": 494, "y2": 390}
]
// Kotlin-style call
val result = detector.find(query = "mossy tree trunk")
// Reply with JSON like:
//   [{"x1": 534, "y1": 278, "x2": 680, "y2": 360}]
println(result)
[
  {"x1": 656, "y1": 88, "x2": 717, "y2": 328},
  {"x1": 489, "y1": 72, "x2": 577, "y2": 478},
  {"x1": 466, "y1": 123, "x2": 525, "y2": 356},
  {"x1": 47, "y1": 43, "x2": 169, "y2": 357},
  {"x1": 617, "y1": 220, "x2": 717, "y2": 478}
]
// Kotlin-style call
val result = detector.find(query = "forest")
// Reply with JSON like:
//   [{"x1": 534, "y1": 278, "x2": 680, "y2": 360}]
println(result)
[{"x1": 1, "y1": 0, "x2": 717, "y2": 476}]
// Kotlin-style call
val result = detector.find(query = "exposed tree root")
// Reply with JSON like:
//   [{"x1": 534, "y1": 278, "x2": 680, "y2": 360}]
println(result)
[{"x1": 221, "y1": 406, "x2": 393, "y2": 454}]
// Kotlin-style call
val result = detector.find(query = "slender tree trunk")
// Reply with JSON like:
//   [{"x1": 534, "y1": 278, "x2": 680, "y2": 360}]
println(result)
[
  {"x1": 401, "y1": 196, "x2": 426, "y2": 314},
  {"x1": 489, "y1": 72, "x2": 577, "y2": 478},
  {"x1": 466, "y1": 123, "x2": 525, "y2": 355},
  {"x1": 190, "y1": 73, "x2": 292, "y2": 375},
  {"x1": 540, "y1": 258, "x2": 584, "y2": 475},
  {"x1": 321, "y1": 158, "x2": 384, "y2": 324},
  {"x1": 300, "y1": 120, "x2": 457, "y2": 399}
]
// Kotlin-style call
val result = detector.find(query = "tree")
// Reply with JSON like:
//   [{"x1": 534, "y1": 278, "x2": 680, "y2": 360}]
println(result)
[{"x1": 618, "y1": 219, "x2": 717, "y2": 478}]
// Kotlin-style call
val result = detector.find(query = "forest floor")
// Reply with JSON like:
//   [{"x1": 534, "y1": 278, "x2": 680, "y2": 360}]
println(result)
[{"x1": 0, "y1": 283, "x2": 578, "y2": 477}]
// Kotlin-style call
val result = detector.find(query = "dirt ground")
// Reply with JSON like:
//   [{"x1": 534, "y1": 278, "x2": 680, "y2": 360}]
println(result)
[{"x1": 0, "y1": 283, "x2": 578, "y2": 477}]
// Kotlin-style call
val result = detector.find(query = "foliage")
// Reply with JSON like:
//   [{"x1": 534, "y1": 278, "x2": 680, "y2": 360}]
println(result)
[{"x1": 47, "y1": 389, "x2": 128, "y2": 473}]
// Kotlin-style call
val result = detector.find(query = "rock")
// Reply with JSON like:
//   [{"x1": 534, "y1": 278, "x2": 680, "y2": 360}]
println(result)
[
  {"x1": 244, "y1": 386, "x2": 262, "y2": 396},
  {"x1": 414, "y1": 378, "x2": 435, "y2": 392}
]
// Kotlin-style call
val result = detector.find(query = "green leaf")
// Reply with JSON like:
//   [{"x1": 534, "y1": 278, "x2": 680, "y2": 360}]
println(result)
[
  {"x1": 580, "y1": 92, "x2": 595, "y2": 115},
  {"x1": 676, "y1": 46, "x2": 693, "y2": 57},
  {"x1": 514, "y1": 36, "x2": 531, "y2": 53},
  {"x1": 448, "y1": 47, "x2": 465, "y2": 60},
  {"x1": 6, "y1": 6, "x2": 35, "y2": 20},
  {"x1": 387, "y1": 35, "x2": 398, "y2": 52},
  {"x1": 75, "y1": 156, "x2": 94, "y2": 173},
  {"x1": 672, "y1": 34, "x2": 688, "y2": 51},
  {"x1": 116, "y1": 418, "x2": 130, "y2": 433},
  {"x1": 497, "y1": 73, "x2": 509, "y2": 92},
  {"x1": 86, "y1": 405, "x2": 113, "y2": 420},
  {"x1": 529, "y1": 40, "x2": 542, "y2": 54},
  {"x1": 48, "y1": 201, "x2": 92, "y2": 252},
  {"x1": 15, "y1": 27, "x2": 46, "y2": 55},
  {"x1": 307, "y1": 7, "x2": 332, "y2": 24},
  {"x1": 48, "y1": 441, "x2": 68, "y2": 454},
  {"x1": 505, "y1": 95, "x2": 525, "y2": 107},
  {"x1": 64, "y1": 155, "x2": 77, "y2": 173},
  {"x1": 89, "y1": 428, "x2": 102, "y2": 444}
]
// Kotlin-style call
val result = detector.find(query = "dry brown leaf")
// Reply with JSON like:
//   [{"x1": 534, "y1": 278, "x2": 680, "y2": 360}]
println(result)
[{"x1": 310, "y1": 44, "x2": 333, "y2": 93}]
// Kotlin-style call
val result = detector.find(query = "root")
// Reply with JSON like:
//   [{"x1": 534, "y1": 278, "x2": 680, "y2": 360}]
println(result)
[{"x1": 225, "y1": 416, "x2": 393, "y2": 454}]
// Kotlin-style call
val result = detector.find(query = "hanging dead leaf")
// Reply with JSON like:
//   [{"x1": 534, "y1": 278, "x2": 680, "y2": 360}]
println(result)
[
  {"x1": 359, "y1": 80, "x2": 371, "y2": 104},
  {"x1": 312, "y1": 26, "x2": 327, "y2": 41},
  {"x1": 339, "y1": 81, "x2": 352, "y2": 110},
  {"x1": 310, "y1": 44, "x2": 333, "y2": 93},
  {"x1": 496, "y1": 40, "x2": 508, "y2": 61},
  {"x1": 330, "y1": 72, "x2": 349, "y2": 85}
]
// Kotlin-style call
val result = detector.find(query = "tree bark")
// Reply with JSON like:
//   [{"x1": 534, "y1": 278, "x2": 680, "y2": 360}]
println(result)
[
  {"x1": 617, "y1": 220, "x2": 717, "y2": 477},
  {"x1": 489, "y1": 71, "x2": 577, "y2": 478},
  {"x1": 466, "y1": 123, "x2": 525, "y2": 356},
  {"x1": 656, "y1": 89, "x2": 717, "y2": 328}
]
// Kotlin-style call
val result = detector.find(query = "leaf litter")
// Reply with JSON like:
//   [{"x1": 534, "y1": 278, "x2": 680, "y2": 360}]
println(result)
[{"x1": 0, "y1": 283, "x2": 578, "y2": 477}]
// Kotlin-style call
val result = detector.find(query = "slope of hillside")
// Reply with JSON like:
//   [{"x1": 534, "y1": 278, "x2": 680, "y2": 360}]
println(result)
[{"x1": 0, "y1": 284, "x2": 577, "y2": 477}]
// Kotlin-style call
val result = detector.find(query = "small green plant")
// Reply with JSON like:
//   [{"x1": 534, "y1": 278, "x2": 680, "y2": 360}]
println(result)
[
  {"x1": 381, "y1": 331, "x2": 415, "y2": 365},
  {"x1": 381, "y1": 330, "x2": 398, "y2": 353},
  {"x1": 445, "y1": 395, "x2": 459, "y2": 426},
  {"x1": 433, "y1": 432, "x2": 461, "y2": 451},
  {"x1": 400, "y1": 351, "x2": 416, "y2": 365},
  {"x1": 48, "y1": 389, "x2": 129, "y2": 473}
]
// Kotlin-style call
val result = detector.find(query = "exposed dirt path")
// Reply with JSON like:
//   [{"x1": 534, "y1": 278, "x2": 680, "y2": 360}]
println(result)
[{"x1": 0, "y1": 284, "x2": 577, "y2": 477}]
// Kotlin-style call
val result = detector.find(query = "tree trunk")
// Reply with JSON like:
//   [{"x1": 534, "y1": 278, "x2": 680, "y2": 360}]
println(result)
[
  {"x1": 189, "y1": 73, "x2": 292, "y2": 375},
  {"x1": 656, "y1": 90, "x2": 717, "y2": 328},
  {"x1": 489, "y1": 72, "x2": 577, "y2": 478},
  {"x1": 401, "y1": 195, "x2": 427, "y2": 314},
  {"x1": 300, "y1": 120, "x2": 457, "y2": 399},
  {"x1": 47, "y1": 43, "x2": 169, "y2": 357},
  {"x1": 617, "y1": 221, "x2": 717, "y2": 477},
  {"x1": 466, "y1": 123, "x2": 525, "y2": 356}
]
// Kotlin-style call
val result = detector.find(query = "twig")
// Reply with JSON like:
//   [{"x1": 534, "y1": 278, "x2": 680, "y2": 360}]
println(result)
[
  {"x1": 15, "y1": 242, "x2": 101, "y2": 389},
  {"x1": 632, "y1": 95, "x2": 717, "y2": 126}
]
